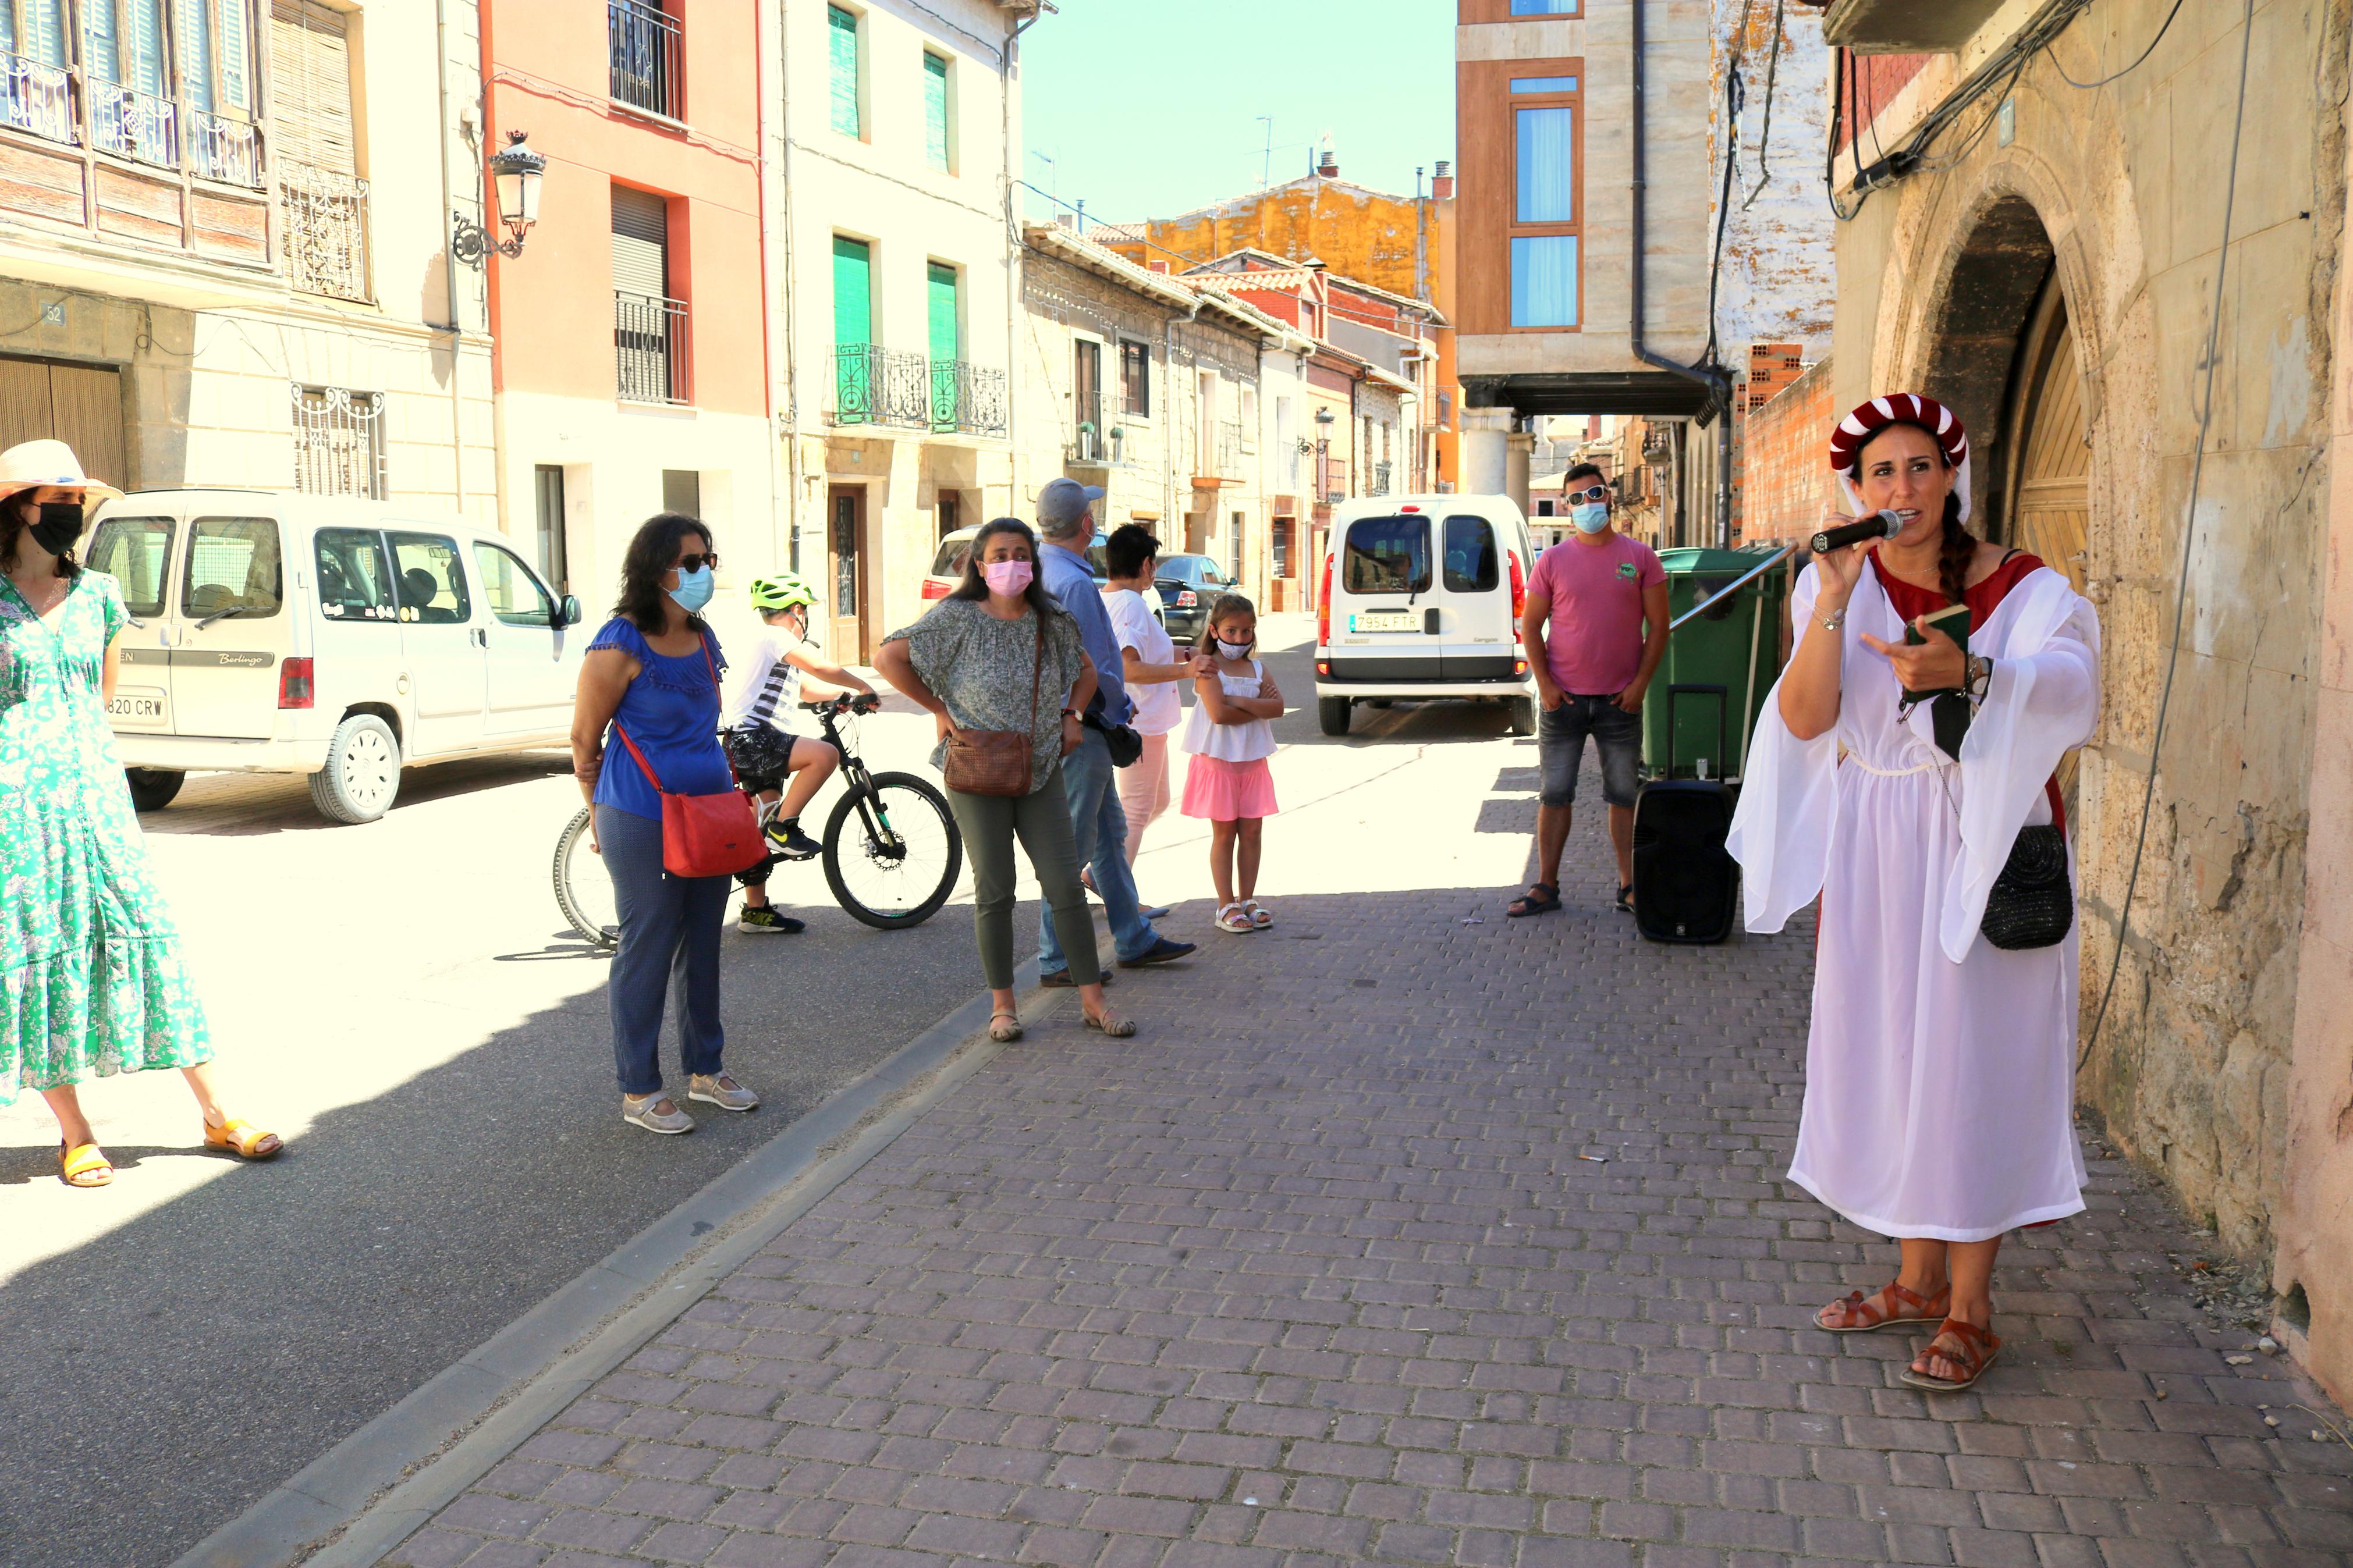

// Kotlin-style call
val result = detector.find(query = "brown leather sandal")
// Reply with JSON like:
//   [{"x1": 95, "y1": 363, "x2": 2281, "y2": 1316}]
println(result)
[
  {"x1": 1901, "y1": 1316, "x2": 2001, "y2": 1391},
  {"x1": 1816, "y1": 1278, "x2": 1951, "y2": 1334}
]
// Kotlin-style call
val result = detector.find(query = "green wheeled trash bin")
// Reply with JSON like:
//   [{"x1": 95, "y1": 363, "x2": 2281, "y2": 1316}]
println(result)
[{"x1": 1639, "y1": 545, "x2": 1791, "y2": 783}]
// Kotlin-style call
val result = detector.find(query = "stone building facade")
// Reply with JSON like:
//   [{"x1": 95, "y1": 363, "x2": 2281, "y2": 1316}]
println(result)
[{"x1": 1818, "y1": 0, "x2": 2353, "y2": 1398}]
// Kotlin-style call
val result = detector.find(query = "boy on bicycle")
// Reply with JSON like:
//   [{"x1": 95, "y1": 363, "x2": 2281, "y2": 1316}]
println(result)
[{"x1": 723, "y1": 573, "x2": 876, "y2": 933}]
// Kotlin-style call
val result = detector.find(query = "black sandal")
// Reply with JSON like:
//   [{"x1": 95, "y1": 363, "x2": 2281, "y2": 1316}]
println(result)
[
  {"x1": 1507, "y1": 882, "x2": 1561, "y2": 918},
  {"x1": 1614, "y1": 884, "x2": 1635, "y2": 915}
]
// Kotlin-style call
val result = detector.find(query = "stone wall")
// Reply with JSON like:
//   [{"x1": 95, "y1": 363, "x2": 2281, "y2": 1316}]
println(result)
[{"x1": 1826, "y1": 0, "x2": 2352, "y2": 1294}]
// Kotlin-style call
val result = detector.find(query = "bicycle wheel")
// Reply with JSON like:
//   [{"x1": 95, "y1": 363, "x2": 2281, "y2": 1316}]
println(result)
[
  {"x1": 823, "y1": 770, "x2": 963, "y2": 929},
  {"x1": 553, "y1": 805, "x2": 620, "y2": 947}
]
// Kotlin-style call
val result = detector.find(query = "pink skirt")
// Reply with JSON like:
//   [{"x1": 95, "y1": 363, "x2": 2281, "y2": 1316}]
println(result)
[{"x1": 1181, "y1": 755, "x2": 1279, "y2": 821}]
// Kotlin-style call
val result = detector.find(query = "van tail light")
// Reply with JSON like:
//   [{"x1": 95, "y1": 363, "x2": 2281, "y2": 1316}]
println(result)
[
  {"x1": 278, "y1": 656, "x2": 315, "y2": 709},
  {"x1": 1508, "y1": 550, "x2": 1527, "y2": 625},
  {"x1": 920, "y1": 579, "x2": 950, "y2": 600},
  {"x1": 1515, "y1": 659, "x2": 1528, "y2": 676},
  {"x1": 1317, "y1": 554, "x2": 1334, "y2": 646}
]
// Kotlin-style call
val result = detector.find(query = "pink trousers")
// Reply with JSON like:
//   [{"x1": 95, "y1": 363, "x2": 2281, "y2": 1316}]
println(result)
[{"x1": 1117, "y1": 732, "x2": 1173, "y2": 865}]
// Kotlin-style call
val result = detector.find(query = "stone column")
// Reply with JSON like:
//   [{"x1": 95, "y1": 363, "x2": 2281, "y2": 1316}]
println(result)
[
  {"x1": 1505, "y1": 428, "x2": 1534, "y2": 516},
  {"x1": 1460, "y1": 407, "x2": 1512, "y2": 496}
]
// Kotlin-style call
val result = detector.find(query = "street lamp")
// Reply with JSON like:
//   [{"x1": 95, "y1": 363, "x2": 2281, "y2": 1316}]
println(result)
[
  {"x1": 453, "y1": 130, "x2": 547, "y2": 267},
  {"x1": 1313, "y1": 407, "x2": 1336, "y2": 503}
]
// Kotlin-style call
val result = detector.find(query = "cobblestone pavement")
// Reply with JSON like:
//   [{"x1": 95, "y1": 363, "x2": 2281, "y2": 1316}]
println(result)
[{"x1": 385, "y1": 745, "x2": 2353, "y2": 1568}]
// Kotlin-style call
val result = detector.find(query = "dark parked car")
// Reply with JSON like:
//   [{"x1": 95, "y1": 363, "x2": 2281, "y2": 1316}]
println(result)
[{"x1": 1153, "y1": 554, "x2": 1231, "y2": 643}]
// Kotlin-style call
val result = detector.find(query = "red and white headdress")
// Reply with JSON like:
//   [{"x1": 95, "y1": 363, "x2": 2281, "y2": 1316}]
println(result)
[{"x1": 1827, "y1": 392, "x2": 1972, "y2": 524}]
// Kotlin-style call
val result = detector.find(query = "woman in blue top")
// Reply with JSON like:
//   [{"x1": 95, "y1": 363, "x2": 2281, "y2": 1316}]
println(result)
[{"x1": 570, "y1": 513, "x2": 759, "y2": 1134}]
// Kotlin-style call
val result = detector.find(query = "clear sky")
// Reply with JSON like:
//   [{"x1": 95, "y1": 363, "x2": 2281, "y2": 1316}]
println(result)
[{"x1": 1018, "y1": 1, "x2": 1457, "y2": 230}]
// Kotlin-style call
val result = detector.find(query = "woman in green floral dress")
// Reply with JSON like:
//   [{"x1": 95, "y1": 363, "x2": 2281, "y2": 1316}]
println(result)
[{"x1": 0, "y1": 439, "x2": 281, "y2": 1186}]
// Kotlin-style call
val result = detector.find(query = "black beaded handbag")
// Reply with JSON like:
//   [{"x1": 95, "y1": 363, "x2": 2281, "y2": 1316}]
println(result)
[{"x1": 1981, "y1": 823, "x2": 2074, "y2": 950}]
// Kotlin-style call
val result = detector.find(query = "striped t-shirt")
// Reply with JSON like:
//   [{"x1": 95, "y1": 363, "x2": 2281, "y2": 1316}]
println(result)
[{"x1": 722, "y1": 628, "x2": 812, "y2": 735}]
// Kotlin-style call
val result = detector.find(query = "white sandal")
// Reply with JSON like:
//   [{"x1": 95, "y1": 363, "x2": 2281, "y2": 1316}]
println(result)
[
  {"x1": 1241, "y1": 899, "x2": 1273, "y2": 929},
  {"x1": 1215, "y1": 902, "x2": 1255, "y2": 934}
]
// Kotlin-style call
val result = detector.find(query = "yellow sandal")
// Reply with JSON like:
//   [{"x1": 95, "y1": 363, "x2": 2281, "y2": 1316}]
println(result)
[
  {"x1": 204, "y1": 1117, "x2": 283, "y2": 1160},
  {"x1": 59, "y1": 1142, "x2": 113, "y2": 1187}
]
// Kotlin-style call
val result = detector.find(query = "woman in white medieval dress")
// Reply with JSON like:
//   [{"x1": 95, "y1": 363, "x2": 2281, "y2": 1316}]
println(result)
[{"x1": 1726, "y1": 392, "x2": 2100, "y2": 1392}]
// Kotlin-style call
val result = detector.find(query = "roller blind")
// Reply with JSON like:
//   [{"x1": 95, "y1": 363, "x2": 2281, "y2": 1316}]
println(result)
[
  {"x1": 927, "y1": 262, "x2": 957, "y2": 364},
  {"x1": 832, "y1": 236, "x2": 870, "y2": 348},
  {"x1": 612, "y1": 186, "x2": 670, "y2": 298},
  {"x1": 922, "y1": 52, "x2": 948, "y2": 170},
  {"x1": 828, "y1": 6, "x2": 860, "y2": 137},
  {"x1": 269, "y1": 1, "x2": 355, "y2": 173}
]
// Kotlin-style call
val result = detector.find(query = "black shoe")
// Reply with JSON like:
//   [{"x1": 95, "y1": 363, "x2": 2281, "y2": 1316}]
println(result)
[
  {"x1": 1615, "y1": 884, "x2": 1635, "y2": 916},
  {"x1": 1039, "y1": 968, "x2": 1113, "y2": 989},
  {"x1": 1117, "y1": 937, "x2": 1197, "y2": 969},
  {"x1": 764, "y1": 817, "x2": 822, "y2": 861},
  {"x1": 740, "y1": 905, "x2": 805, "y2": 934}
]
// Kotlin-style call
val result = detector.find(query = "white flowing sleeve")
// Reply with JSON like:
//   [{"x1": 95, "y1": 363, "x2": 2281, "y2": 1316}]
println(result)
[
  {"x1": 1726, "y1": 564, "x2": 1843, "y2": 933},
  {"x1": 1938, "y1": 577, "x2": 2101, "y2": 961}
]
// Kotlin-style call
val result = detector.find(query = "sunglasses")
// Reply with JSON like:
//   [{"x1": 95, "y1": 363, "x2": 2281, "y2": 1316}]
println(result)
[
  {"x1": 672, "y1": 552, "x2": 719, "y2": 574},
  {"x1": 1567, "y1": 485, "x2": 1609, "y2": 504}
]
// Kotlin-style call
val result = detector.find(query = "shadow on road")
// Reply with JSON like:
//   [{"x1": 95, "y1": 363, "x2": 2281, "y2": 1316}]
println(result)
[{"x1": 139, "y1": 751, "x2": 574, "y2": 837}]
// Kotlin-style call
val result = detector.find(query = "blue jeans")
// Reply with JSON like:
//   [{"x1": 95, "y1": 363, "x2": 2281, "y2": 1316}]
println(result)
[
  {"x1": 598, "y1": 805, "x2": 728, "y2": 1097},
  {"x1": 1037, "y1": 728, "x2": 1163, "y2": 970}
]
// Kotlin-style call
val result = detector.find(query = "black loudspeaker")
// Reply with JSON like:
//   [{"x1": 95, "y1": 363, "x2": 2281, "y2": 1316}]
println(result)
[{"x1": 1632, "y1": 685, "x2": 1738, "y2": 945}]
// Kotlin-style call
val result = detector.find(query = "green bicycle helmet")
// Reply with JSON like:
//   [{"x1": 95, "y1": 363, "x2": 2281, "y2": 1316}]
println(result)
[{"x1": 747, "y1": 573, "x2": 816, "y2": 613}]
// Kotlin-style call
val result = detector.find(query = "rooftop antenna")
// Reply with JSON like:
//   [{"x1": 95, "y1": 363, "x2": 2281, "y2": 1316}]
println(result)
[{"x1": 1256, "y1": 115, "x2": 1273, "y2": 190}]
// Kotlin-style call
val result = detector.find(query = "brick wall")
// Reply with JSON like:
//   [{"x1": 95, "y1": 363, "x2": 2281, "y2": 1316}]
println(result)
[{"x1": 1734, "y1": 353, "x2": 1834, "y2": 543}]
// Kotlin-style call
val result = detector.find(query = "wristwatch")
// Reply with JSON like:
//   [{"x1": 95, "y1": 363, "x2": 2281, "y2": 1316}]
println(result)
[
  {"x1": 1965, "y1": 654, "x2": 1994, "y2": 702},
  {"x1": 1818, "y1": 605, "x2": 1847, "y2": 632}
]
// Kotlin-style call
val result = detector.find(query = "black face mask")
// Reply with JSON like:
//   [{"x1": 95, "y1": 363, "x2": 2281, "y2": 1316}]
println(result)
[{"x1": 28, "y1": 500, "x2": 84, "y2": 556}]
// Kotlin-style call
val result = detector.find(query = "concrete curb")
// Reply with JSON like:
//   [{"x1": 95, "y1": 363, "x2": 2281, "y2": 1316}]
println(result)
[{"x1": 173, "y1": 966, "x2": 1073, "y2": 1568}]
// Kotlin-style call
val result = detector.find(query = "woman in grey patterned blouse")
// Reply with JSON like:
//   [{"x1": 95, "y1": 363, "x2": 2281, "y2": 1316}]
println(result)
[{"x1": 877, "y1": 518, "x2": 1136, "y2": 1041}]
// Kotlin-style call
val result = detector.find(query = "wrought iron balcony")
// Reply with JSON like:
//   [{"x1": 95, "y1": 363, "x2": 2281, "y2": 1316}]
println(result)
[
  {"x1": 609, "y1": 0, "x2": 683, "y2": 122},
  {"x1": 831, "y1": 345, "x2": 928, "y2": 428},
  {"x1": 1369, "y1": 460, "x2": 1393, "y2": 496},
  {"x1": 0, "y1": 52, "x2": 75, "y2": 145},
  {"x1": 281, "y1": 161, "x2": 371, "y2": 303},
  {"x1": 929, "y1": 360, "x2": 1007, "y2": 437},
  {"x1": 1067, "y1": 390, "x2": 1128, "y2": 464},
  {"x1": 1219, "y1": 421, "x2": 1244, "y2": 474},
  {"x1": 189, "y1": 110, "x2": 260, "y2": 187},
  {"x1": 90, "y1": 80, "x2": 177, "y2": 169},
  {"x1": 616, "y1": 290, "x2": 690, "y2": 404}
]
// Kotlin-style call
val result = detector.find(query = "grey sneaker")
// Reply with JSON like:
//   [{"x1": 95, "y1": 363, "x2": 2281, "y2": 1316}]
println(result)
[
  {"x1": 623, "y1": 1093, "x2": 693, "y2": 1135},
  {"x1": 688, "y1": 1072, "x2": 760, "y2": 1112}
]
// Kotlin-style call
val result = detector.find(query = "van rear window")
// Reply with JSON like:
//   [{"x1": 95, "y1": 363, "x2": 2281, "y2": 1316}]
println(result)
[
  {"x1": 87, "y1": 517, "x2": 173, "y2": 618},
  {"x1": 1443, "y1": 514, "x2": 1499, "y2": 592},
  {"x1": 1343, "y1": 516, "x2": 1431, "y2": 596},
  {"x1": 184, "y1": 518, "x2": 282, "y2": 620}
]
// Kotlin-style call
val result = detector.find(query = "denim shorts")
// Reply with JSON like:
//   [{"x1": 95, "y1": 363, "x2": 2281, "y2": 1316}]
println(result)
[{"x1": 1537, "y1": 694, "x2": 1643, "y2": 808}]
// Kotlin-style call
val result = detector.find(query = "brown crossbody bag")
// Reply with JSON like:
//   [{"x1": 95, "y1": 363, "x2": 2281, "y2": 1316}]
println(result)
[{"x1": 941, "y1": 618, "x2": 1045, "y2": 797}]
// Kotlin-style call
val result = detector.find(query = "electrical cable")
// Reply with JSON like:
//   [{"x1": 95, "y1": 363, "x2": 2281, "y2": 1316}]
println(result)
[
  {"x1": 1743, "y1": 0, "x2": 1787, "y2": 212},
  {"x1": 2047, "y1": 0, "x2": 2183, "y2": 89},
  {"x1": 2079, "y1": 0, "x2": 2255, "y2": 1072}
]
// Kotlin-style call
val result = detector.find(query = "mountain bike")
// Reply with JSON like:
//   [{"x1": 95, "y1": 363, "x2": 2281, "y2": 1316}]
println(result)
[{"x1": 553, "y1": 694, "x2": 964, "y2": 943}]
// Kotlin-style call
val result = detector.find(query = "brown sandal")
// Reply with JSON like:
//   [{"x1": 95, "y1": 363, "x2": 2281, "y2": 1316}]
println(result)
[
  {"x1": 1816, "y1": 1278, "x2": 1951, "y2": 1334},
  {"x1": 1902, "y1": 1317, "x2": 2001, "y2": 1391}
]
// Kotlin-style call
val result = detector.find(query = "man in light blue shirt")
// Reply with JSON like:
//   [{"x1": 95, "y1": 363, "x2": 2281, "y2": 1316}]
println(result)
[{"x1": 1033, "y1": 478, "x2": 1195, "y2": 982}]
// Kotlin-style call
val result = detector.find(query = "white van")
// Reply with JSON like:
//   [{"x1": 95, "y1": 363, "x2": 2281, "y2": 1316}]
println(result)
[
  {"x1": 1314, "y1": 494, "x2": 1538, "y2": 736},
  {"x1": 86, "y1": 490, "x2": 587, "y2": 824}
]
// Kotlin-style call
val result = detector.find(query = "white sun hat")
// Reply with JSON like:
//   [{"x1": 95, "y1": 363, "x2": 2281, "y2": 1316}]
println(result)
[{"x1": 0, "y1": 439, "x2": 124, "y2": 504}]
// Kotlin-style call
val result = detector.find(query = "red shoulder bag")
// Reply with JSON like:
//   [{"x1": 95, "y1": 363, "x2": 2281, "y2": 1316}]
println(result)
[{"x1": 609, "y1": 639, "x2": 768, "y2": 878}]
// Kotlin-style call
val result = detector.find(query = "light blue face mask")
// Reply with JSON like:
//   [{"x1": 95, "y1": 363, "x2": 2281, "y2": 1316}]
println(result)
[
  {"x1": 668, "y1": 563, "x2": 715, "y2": 613},
  {"x1": 1571, "y1": 501, "x2": 1611, "y2": 535}
]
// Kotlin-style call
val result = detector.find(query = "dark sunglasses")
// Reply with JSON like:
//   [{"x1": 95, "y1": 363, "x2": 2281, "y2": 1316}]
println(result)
[
  {"x1": 1567, "y1": 485, "x2": 1609, "y2": 504},
  {"x1": 672, "y1": 552, "x2": 719, "y2": 574}
]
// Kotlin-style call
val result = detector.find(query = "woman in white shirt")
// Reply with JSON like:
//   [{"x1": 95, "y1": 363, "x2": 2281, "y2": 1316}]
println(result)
[{"x1": 1101, "y1": 526, "x2": 1194, "y2": 911}]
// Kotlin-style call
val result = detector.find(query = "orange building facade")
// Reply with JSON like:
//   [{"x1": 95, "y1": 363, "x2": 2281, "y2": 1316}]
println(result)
[{"x1": 481, "y1": 0, "x2": 782, "y2": 605}]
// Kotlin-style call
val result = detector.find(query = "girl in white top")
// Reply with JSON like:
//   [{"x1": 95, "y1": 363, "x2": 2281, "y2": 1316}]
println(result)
[{"x1": 1179, "y1": 594, "x2": 1283, "y2": 934}]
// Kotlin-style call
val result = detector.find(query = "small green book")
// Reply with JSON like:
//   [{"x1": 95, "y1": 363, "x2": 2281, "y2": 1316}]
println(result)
[{"x1": 1904, "y1": 602, "x2": 1973, "y2": 758}]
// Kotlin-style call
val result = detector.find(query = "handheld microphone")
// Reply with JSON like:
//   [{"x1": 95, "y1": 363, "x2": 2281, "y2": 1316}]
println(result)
[{"x1": 1810, "y1": 510, "x2": 1905, "y2": 556}]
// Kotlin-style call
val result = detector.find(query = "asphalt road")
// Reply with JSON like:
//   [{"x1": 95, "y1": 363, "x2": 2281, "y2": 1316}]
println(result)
[{"x1": 0, "y1": 619, "x2": 1529, "y2": 1568}]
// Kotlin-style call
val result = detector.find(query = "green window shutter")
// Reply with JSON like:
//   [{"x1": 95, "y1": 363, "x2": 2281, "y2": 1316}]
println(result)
[
  {"x1": 927, "y1": 263, "x2": 958, "y2": 365},
  {"x1": 923, "y1": 52, "x2": 949, "y2": 171},
  {"x1": 833, "y1": 236, "x2": 871, "y2": 349},
  {"x1": 828, "y1": 6, "x2": 860, "y2": 138}
]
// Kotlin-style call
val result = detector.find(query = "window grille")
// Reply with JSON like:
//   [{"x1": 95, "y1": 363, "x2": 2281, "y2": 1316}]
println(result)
[{"x1": 291, "y1": 383, "x2": 385, "y2": 499}]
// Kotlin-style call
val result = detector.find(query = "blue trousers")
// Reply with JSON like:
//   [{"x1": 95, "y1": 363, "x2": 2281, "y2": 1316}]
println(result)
[
  {"x1": 598, "y1": 805, "x2": 727, "y2": 1097},
  {"x1": 1037, "y1": 727, "x2": 1162, "y2": 971}
]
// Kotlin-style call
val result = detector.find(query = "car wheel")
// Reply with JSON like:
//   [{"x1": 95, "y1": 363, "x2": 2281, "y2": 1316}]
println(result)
[
  {"x1": 1317, "y1": 696, "x2": 1351, "y2": 737},
  {"x1": 308, "y1": 713, "x2": 402, "y2": 824},
  {"x1": 124, "y1": 767, "x2": 184, "y2": 812},
  {"x1": 1507, "y1": 696, "x2": 1538, "y2": 737}
]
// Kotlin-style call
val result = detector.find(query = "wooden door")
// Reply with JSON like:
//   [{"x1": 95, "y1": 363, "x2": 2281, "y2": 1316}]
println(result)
[
  {"x1": 2004, "y1": 276, "x2": 2091, "y2": 802},
  {"x1": 0, "y1": 355, "x2": 125, "y2": 488},
  {"x1": 827, "y1": 483, "x2": 868, "y2": 663}
]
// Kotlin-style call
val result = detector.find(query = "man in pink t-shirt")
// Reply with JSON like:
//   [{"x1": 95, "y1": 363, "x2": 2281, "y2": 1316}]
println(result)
[{"x1": 1508, "y1": 463, "x2": 1669, "y2": 918}]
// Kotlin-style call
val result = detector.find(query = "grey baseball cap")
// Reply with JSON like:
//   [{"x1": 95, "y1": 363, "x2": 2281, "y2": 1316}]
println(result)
[{"x1": 1037, "y1": 477, "x2": 1105, "y2": 531}]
